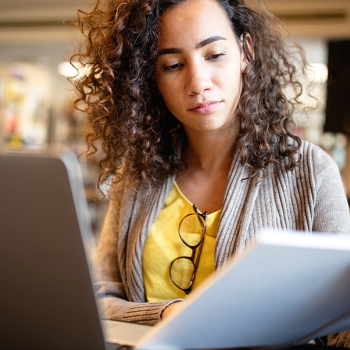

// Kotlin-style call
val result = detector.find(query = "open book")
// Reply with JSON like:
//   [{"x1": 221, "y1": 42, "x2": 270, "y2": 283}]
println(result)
[{"x1": 134, "y1": 230, "x2": 350, "y2": 349}]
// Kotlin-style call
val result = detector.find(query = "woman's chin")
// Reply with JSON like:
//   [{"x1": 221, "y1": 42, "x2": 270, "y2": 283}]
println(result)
[{"x1": 183, "y1": 119, "x2": 236, "y2": 135}]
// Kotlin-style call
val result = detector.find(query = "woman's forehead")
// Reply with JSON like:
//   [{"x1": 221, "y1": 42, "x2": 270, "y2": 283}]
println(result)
[{"x1": 158, "y1": 0, "x2": 234, "y2": 49}]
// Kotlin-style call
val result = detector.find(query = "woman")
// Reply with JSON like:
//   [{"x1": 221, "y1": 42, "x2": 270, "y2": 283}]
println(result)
[{"x1": 73, "y1": 0, "x2": 350, "y2": 345}]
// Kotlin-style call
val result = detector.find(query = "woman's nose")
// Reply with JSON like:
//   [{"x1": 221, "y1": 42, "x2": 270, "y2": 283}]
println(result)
[{"x1": 185, "y1": 62, "x2": 213, "y2": 96}]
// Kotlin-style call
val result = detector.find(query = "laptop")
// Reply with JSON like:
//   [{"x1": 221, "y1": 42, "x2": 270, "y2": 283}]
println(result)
[
  {"x1": 0, "y1": 146, "x2": 152, "y2": 350},
  {"x1": 2, "y1": 146, "x2": 350, "y2": 350}
]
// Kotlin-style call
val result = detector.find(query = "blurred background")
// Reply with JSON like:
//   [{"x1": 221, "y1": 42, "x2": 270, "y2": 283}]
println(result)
[{"x1": 1, "y1": 0, "x2": 350, "y2": 238}]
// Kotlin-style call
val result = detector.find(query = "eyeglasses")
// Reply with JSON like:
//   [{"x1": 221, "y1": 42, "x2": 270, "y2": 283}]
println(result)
[{"x1": 169, "y1": 204, "x2": 208, "y2": 295}]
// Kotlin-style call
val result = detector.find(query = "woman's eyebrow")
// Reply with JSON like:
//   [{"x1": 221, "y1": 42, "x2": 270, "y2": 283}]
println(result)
[
  {"x1": 196, "y1": 35, "x2": 226, "y2": 49},
  {"x1": 158, "y1": 36, "x2": 227, "y2": 56}
]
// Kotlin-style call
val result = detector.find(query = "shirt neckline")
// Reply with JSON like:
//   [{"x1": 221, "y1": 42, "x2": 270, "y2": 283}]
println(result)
[{"x1": 174, "y1": 180, "x2": 222, "y2": 217}]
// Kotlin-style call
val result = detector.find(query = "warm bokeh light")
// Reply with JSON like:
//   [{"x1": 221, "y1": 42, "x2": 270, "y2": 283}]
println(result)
[
  {"x1": 57, "y1": 61, "x2": 86, "y2": 79},
  {"x1": 308, "y1": 63, "x2": 328, "y2": 84}
]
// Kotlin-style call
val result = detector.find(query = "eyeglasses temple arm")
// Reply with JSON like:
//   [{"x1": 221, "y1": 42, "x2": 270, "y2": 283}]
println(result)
[{"x1": 194, "y1": 212, "x2": 208, "y2": 269}]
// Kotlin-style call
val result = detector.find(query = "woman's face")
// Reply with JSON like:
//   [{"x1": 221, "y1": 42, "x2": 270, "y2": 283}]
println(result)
[{"x1": 156, "y1": 0, "x2": 247, "y2": 134}]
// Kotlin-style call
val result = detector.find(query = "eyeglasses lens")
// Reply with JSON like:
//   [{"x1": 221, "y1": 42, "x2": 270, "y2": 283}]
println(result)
[
  {"x1": 179, "y1": 214, "x2": 204, "y2": 247},
  {"x1": 171, "y1": 258, "x2": 195, "y2": 290}
]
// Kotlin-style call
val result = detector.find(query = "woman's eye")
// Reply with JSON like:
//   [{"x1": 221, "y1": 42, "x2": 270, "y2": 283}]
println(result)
[
  {"x1": 208, "y1": 53, "x2": 226, "y2": 60},
  {"x1": 164, "y1": 63, "x2": 181, "y2": 71}
]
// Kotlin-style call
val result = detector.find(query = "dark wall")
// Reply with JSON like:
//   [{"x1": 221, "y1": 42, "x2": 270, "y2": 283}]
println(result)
[{"x1": 325, "y1": 40, "x2": 350, "y2": 135}]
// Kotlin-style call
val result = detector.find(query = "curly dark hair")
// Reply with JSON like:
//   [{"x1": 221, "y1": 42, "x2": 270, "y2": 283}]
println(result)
[{"x1": 72, "y1": 0, "x2": 307, "y2": 189}]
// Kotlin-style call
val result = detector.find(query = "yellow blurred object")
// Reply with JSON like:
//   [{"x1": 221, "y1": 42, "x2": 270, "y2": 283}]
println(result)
[{"x1": 9, "y1": 136, "x2": 22, "y2": 150}]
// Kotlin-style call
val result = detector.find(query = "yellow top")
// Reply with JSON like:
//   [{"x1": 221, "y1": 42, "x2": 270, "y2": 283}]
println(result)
[{"x1": 142, "y1": 181, "x2": 221, "y2": 301}]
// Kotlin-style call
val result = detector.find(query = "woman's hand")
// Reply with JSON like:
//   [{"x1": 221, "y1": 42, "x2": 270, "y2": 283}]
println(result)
[{"x1": 161, "y1": 301, "x2": 184, "y2": 319}]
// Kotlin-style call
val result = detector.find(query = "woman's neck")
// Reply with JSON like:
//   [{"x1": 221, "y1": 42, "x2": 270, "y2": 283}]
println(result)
[
  {"x1": 176, "y1": 124, "x2": 239, "y2": 213},
  {"x1": 181, "y1": 124, "x2": 239, "y2": 174}
]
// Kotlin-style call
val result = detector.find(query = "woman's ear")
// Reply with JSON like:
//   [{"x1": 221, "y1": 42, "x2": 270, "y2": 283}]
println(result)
[{"x1": 240, "y1": 33, "x2": 253, "y2": 71}]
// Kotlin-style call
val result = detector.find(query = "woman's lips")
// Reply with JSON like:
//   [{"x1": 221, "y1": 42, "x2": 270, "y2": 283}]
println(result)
[{"x1": 188, "y1": 101, "x2": 221, "y2": 115}]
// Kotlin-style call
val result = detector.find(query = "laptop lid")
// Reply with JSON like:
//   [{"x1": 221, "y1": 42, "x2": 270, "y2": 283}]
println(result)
[{"x1": 0, "y1": 146, "x2": 107, "y2": 350}]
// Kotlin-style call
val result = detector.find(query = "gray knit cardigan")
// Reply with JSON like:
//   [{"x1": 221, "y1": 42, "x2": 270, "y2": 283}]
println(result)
[{"x1": 94, "y1": 141, "x2": 350, "y2": 346}]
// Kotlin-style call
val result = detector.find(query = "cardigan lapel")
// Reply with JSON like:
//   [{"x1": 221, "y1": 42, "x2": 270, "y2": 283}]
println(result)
[
  {"x1": 124, "y1": 174, "x2": 176, "y2": 302},
  {"x1": 215, "y1": 151, "x2": 261, "y2": 269}
]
